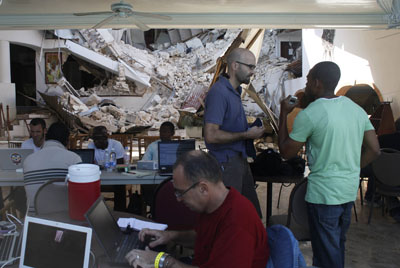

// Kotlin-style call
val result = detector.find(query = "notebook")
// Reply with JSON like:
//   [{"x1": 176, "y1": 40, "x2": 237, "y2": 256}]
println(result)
[
  {"x1": 0, "y1": 149, "x2": 33, "y2": 170},
  {"x1": 157, "y1": 139, "x2": 196, "y2": 175},
  {"x1": 19, "y1": 216, "x2": 92, "y2": 268},
  {"x1": 85, "y1": 196, "x2": 145, "y2": 265},
  {"x1": 70, "y1": 149, "x2": 95, "y2": 164}
]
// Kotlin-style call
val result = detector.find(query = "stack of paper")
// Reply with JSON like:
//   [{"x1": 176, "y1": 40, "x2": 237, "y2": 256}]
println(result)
[{"x1": 117, "y1": 218, "x2": 167, "y2": 231}]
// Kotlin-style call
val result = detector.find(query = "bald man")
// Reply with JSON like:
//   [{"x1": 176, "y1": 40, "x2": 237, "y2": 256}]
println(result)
[{"x1": 204, "y1": 48, "x2": 264, "y2": 217}]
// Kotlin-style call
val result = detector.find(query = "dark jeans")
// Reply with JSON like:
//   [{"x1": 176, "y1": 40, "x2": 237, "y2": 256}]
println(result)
[
  {"x1": 307, "y1": 201, "x2": 353, "y2": 268},
  {"x1": 221, "y1": 155, "x2": 262, "y2": 218}
]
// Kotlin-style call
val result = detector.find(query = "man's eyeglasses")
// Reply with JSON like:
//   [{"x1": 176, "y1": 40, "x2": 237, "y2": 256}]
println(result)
[
  {"x1": 236, "y1": 61, "x2": 256, "y2": 70},
  {"x1": 174, "y1": 181, "x2": 200, "y2": 198}
]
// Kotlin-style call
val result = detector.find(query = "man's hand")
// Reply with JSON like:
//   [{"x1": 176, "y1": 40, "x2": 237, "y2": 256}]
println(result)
[
  {"x1": 280, "y1": 95, "x2": 298, "y2": 115},
  {"x1": 139, "y1": 228, "x2": 174, "y2": 248},
  {"x1": 278, "y1": 95, "x2": 304, "y2": 159},
  {"x1": 204, "y1": 123, "x2": 264, "y2": 144},
  {"x1": 126, "y1": 247, "x2": 157, "y2": 268},
  {"x1": 245, "y1": 126, "x2": 265, "y2": 140}
]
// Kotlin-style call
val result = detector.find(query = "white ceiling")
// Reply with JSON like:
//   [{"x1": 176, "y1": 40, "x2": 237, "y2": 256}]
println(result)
[{"x1": 0, "y1": 0, "x2": 393, "y2": 30}]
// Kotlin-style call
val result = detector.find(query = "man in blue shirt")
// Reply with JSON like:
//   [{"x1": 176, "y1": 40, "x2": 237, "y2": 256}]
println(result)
[
  {"x1": 204, "y1": 48, "x2": 265, "y2": 217},
  {"x1": 142, "y1": 121, "x2": 175, "y2": 161}
]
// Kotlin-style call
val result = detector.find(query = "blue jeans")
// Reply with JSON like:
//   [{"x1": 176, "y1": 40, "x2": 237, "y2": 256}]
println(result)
[{"x1": 306, "y1": 202, "x2": 353, "y2": 268}]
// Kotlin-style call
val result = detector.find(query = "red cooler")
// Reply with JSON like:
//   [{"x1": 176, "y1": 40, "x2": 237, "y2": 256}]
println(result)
[{"x1": 68, "y1": 164, "x2": 101, "y2": 220}]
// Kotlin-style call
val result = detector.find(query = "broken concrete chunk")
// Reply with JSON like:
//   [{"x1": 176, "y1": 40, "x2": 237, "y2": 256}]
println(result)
[
  {"x1": 79, "y1": 106, "x2": 99, "y2": 117},
  {"x1": 106, "y1": 105, "x2": 126, "y2": 120},
  {"x1": 90, "y1": 110, "x2": 103, "y2": 120},
  {"x1": 66, "y1": 93, "x2": 89, "y2": 113},
  {"x1": 43, "y1": 85, "x2": 64, "y2": 97},
  {"x1": 157, "y1": 51, "x2": 170, "y2": 60},
  {"x1": 80, "y1": 116, "x2": 118, "y2": 133},
  {"x1": 151, "y1": 95, "x2": 162, "y2": 106},
  {"x1": 155, "y1": 66, "x2": 169, "y2": 78},
  {"x1": 185, "y1": 37, "x2": 204, "y2": 51},
  {"x1": 84, "y1": 94, "x2": 102, "y2": 106}
]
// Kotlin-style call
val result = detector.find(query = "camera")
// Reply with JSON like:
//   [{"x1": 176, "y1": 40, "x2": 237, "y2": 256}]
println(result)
[{"x1": 289, "y1": 95, "x2": 298, "y2": 105}]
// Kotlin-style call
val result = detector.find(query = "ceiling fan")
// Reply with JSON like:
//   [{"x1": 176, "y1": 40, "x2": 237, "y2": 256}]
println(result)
[{"x1": 73, "y1": 1, "x2": 172, "y2": 31}]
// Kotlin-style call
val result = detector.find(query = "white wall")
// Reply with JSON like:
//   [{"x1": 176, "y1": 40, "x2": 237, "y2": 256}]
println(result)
[
  {"x1": 302, "y1": 29, "x2": 400, "y2": 118},
  {"x1": 0, "y1": 30, "x2": 44, "y2": 48},
  {"x1": 0, "y1": 83, "x2": 16, "y2": 121}
]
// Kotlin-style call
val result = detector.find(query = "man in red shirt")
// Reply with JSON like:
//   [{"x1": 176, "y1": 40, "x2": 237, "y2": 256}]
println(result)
[{"x1": 126, "y1": 150, "x2": 269, "y2": 268}]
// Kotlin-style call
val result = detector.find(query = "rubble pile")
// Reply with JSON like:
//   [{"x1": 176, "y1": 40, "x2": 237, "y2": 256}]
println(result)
[
  {"x1": 58, "y1": 29, "x2": 240, "y2": 132},
  {"x1": 115, "y1": 29, "x2": 239, "y2": 100},
  {"x1": 51, "y1": 28, "x2": 299, "y2": 133},
  {"x1": 247, "y1": 30, "x2": 300, "y2": 116}
]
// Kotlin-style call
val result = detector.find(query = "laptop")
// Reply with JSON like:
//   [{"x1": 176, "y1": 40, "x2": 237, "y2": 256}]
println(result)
[
  {"x1": 70, "y1": 149, "x2": 95, "y2": 164},
  {"x1": 157, "y1": 139, "x2": 196, "y2": 175},
  {"x1": 0, "y1": 149, "x2": 33, "y2": 170},
  {"x1": 85, "y1": 196, "x2": 145, "y2": 265},
  {"x1": 19, "y1": 216, "x2": 92, "y2": 268}
]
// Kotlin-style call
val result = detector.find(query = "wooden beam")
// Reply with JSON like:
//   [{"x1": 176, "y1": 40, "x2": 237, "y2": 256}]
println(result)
[{"x1": 243, "y1": 83, "x2": 279, "y2": 134}]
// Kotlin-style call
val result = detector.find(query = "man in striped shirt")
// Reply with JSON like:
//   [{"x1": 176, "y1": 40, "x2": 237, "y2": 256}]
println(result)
[{"x1": 23, "y1": 122, "x2": 81, "y2": 214}]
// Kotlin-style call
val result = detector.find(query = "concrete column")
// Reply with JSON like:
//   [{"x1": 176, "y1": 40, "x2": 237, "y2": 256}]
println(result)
[
  {"x1": 0, "y1": 40, "x2": 11, "y2": 83},
  {"x1": 0, "y1": 40, "x2": 16, "y2": 121}
]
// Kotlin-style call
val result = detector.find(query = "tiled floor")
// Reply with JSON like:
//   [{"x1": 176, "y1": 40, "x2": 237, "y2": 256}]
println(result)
[{"x1": 255, "y1": 181, "x2": 400, "y2": 268}]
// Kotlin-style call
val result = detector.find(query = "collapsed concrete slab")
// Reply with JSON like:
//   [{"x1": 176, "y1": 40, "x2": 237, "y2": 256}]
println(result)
[
  {"x1": 40, "y1": 28, "x2": 300, "y2": 134},
  {"x1": 64, "y1": 40, "x2": 151, "y2": 87}
]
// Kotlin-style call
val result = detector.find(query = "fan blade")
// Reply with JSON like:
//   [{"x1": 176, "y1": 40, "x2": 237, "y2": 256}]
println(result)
[
  {"x1": 74, "y1": 11, "x2": 113, "y2": 16},
  {"x1": 93, "y1": 14, "x2": 118, "y2": 29},
  {"x1": 132, "y1": 11, "x2": 172, "y2": 21},
  {"x1": 129, "y1": 16, "x2": 150, "y2": 31}
]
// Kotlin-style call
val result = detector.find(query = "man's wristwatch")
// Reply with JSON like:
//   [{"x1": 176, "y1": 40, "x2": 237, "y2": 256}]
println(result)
[{"x1": 159, "y1": 253, "x2": 169, "y2": 268}]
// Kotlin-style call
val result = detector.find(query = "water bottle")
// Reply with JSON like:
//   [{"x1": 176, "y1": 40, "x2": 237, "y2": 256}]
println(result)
[
  {"x1": 123, "y1": 147, "x2": 130, "y2": 165},
  {"x1": 109, "y1": 148, "x2": 117, "y2": 172},
  {"x1": 104, "y1": 149, "x2": 110, "y2": 171}
]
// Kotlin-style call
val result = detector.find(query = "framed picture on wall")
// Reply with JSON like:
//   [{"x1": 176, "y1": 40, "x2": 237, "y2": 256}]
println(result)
[{"x1": 45, "y1": 52, "x2": 62, "y2": 84}]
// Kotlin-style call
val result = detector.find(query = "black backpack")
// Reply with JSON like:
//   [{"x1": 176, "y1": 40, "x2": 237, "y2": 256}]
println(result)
[{"x1": 250, "y1": 148, "x2": 305, "y2": 177}]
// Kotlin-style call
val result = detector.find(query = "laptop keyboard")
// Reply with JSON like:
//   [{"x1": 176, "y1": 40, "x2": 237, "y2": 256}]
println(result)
[{"x1": 115, "y1": 234, "x2": 143, "y2": 263}]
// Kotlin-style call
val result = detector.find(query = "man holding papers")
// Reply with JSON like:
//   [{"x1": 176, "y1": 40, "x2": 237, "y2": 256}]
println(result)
[{"x1": 125, "y1": 150, "x2": 269, "y2": 268}]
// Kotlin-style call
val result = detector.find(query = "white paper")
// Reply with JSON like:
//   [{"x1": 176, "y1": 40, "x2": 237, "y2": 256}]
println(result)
[
  {"x1": 121, "y1": 170, "x2": 153, "y2": 178},
  {"x1": 117, "y1": 218, "x2": 168, "y2": 231}
]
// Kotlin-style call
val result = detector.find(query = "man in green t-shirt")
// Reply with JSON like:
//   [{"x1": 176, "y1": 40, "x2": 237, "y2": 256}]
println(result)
[{"x1": 278, "y1": 61, "x2": 380, "y2": 268}]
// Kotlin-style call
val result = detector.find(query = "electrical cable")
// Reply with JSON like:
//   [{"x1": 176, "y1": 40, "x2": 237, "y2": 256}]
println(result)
[
  {"x1": 6, "y1": 213, "x2": 22, "y2": 226},
  {"x1": 90, "y1": 250, "x2": 96, "y2": 268},
  {"x1": 0, "y1": 256, "x2": 20, "y2": 268}
]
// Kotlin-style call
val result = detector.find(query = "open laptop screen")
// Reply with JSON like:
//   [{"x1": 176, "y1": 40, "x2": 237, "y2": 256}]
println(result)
[
  {"x1": 85, "y1": 196, "x2": 123, "y2": 260},
  {"x1": 19, "y1": 216, "x2": 92, "y2": 268},
  {"x1": 69, "y1": 149, "x2": 95, "y2": 164},
  {"x1": 158, "y1": 139, "x2": 195, "y2": 174}
]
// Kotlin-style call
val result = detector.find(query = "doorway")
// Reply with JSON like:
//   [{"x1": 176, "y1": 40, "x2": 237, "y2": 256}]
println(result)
[{"x1": 10, "y1": 44, "x2": 36, "y2": 111}]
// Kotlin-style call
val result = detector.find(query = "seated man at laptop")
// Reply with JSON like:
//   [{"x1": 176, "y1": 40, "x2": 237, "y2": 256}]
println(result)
[
  {"x1": 141, "y1": 121, "x2": 176, "y2": 210},
  {"x1": 142, "y1": 121, "x2": 175, "y2": 161},
  {"x1": 23, "y1": 122, "x2": 82, "y2": 214},
  {"x1": 21, "y1": 118, "x2": 47, "y2": 152},
  {"x1": 126, "y1": 150, "x2": 269, "y2": 268},
  {"x1": 88, "y1": 126, "x2": 126, "y2": 211}
]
